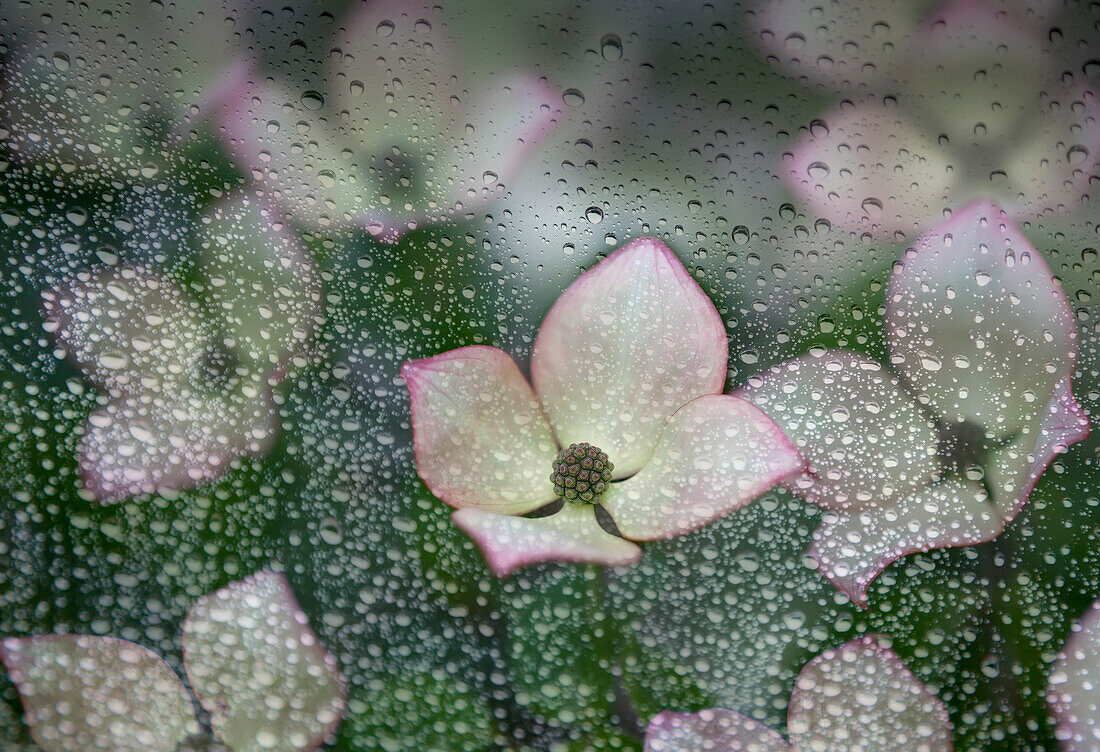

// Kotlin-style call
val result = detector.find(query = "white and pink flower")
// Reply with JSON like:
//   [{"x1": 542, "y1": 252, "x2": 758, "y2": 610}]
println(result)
[
  {"x1": 1049, "y1": 597, "x2": 1100, "y2": 751},
  {"x1": 0, "y1": 0, "x2": 249, "y2": 178},
  {"x1": 215, "y1": 0, "x2": 562, "y2": 242},
  {"x1": 756, "y1": 0, "x2": 1100, "y2": 237},
  {"x1": 740, "y1": 200, "x2": 1089, "y2": 606},
  {"x1": 0, "y1": 570, "x2": 346, "y2": 752},
  {"x1": 42, "y1": 193, "x2": 322, "y2": 501},
  {"x1": 403, "y1": 236, "x2": 806, "y2": 575},
  {"x1": 646, "y1": 636, "x2": 953, "y2": 752}
]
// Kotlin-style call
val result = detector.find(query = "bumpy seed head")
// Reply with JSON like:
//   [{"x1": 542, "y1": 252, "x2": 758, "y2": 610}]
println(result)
[
  {"x1": 198, "y1": 339, "x2": 241, "y2": 389},
  {"x1": 551, "y1": 442, "x2": 614, "y2": 504},
  {"x1": 938, "y1": 419, "x2": 991, "y2": 476},
  {"x1": 176, "y1": 733, "x2": 231, "y2": 752}
]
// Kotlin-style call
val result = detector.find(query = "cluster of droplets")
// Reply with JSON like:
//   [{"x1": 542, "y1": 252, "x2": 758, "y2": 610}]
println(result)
[{"x1": 550, "y1": 443, "x2": 613, "y2": 504}]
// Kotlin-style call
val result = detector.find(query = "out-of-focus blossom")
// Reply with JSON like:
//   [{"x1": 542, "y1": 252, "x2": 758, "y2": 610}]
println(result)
[
  {"x1": 403, "y1": 236, "x2": 805, "y2": 575},
  {"x1": 645, "y1": 635, "x2": 953, "y2": 751},
  {"x1": 740, "y1": 201, "x2": 1089, "y2": 606},
  {"x1": 42, "y1": 193, "x2": 322, "y2": 501},
  {"x1": 476, "y1": 0, "x2": 792, "y2": 306},
  {"x1": 0, "y1": 0, "x2": 248, "y2": 178},
  {"x1": 756, "y1": 0, "x2": 1100, "y2": 237},
  {"x1": 0, "y1": 570, "x2": 346, "y2": 752},
  {"x1": 1049, "y1": 597, "x2": 1100, "y2": 751},
  {"x1": 215, "y1": 0, "x2": 562, "y2": 242}
]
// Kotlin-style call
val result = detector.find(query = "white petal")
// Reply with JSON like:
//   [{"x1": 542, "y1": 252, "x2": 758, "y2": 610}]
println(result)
[
  {"x1": 532, "y1": 237, "x2": 727, "y2": 476},
  {"x1": 886, "y1": 200, "x2": 1079, "y2": 439},
  {"x1": 182, "y1": 571, "x2": 347, "y2": 752},
  {"x1": 0, "y1": 635, "x2": 197, "y2": 752},
  {"x1": 644, "y1": 708, "x2": 790, "y2": 752},
  {"x1": 601, "y1": 394, "x2": 804, "y2": 541},
  {"x1": 452, "y1": 504, "x2": 641, "y2": 576},
  {"x1": 788, "y1": 636, "x2": 953, "y2": 751},
  {"x1": 403, "y1": 346, "x2": 559, "y2": 514}
]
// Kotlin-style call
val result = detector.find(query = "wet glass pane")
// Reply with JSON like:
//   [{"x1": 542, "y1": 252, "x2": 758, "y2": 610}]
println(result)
[{"x1": 0, "y1": 1, "x2": 1097, "y2": 750}]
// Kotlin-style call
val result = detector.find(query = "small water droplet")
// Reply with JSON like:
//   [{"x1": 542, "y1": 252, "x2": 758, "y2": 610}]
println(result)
[
  {"x1": 300, "y1": 90, "x2": 324, "y2": 111},
  {"x1": 600, "y1": 34, "x2": 623, "y2": 61},
  {"x1": 919, "y1": 352, "x2": 942, "y2": 372},
  {"x1": 861, "y1": 198, "x2": 883, "y2": 217},
  {"x1": 807, "y1": 161, "x2": 830, "y2": 180}
]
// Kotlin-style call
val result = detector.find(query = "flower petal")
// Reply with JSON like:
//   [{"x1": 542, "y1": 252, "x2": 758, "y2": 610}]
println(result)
[
  {"x1": 403, "y1": 346, "x2": 559, "y2": 514},
  {"x1": 738, "y1": 351, "x2": 939, "y2": 512},
  {"x1": 1049, "y1": 598, "x2": 1100, "y2": 752},
  {"x1": 78, "y1": 383, "x2": 278, "y2": 502},
  {"x1": 902, "y1": 0, "x2": 1045, "y2": 147},
  {"x1": 783, "y1": 102, "x2": 955, "y2": 237},
  {"x1": 885, "y1": 200, "x2": 1079, "y2": 440},
  {"x1": 531, "y1": 237, "x2": 727, "y2": 476},
  {"x1": 451, "y1": 504, "x2": 641, "y2": 577},
  {"x1": 196, "y1": 192, "x2": 323, "y2": 373},
  {"x1": 182, "y1": 571, "x2": 347, "y2": 752},
  {"x1": 333, "y1": 0, "x2": 462, "y2": 151},
  {"x1": 752, "y1": 0, "x2": 918, "y2": 90},
  {"x1": 214, "y1": 72, "x2": 389, "y2": 232},
  {"x1": 330, "y1": 0, "x2": 463, "y2": 236},
  {"x1": 983, "y1": 375, "x2": 1090, "y2": 522},
  {"x1": 0, "y1": 635, "x2": 198, "y2": 752},
  {"x1": 600, "y1": 394, "x2": 804, "y2": 541},
  {"x1": 1004, "y1": 85, "x2": 1100, "y2": 218},
  {"x1": 788, "y1": 636, "x2": 953, "y2": 751},
  {"x1": 644, "y1": 708, "x2": 790, "y2": 752},
  {"x1": 450, "y1": 73, "x2": 563, "y2": 208},
  {"x1": 809, "y1": 478, "x2": 997, "y2": 607},
  {"x1": 42, "y1": 268, "x2": 205, "y2": 396}
]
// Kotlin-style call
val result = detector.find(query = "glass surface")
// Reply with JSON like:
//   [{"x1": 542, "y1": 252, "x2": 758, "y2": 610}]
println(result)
[{"x1": 0, "y1": 1, "x2": 1098, "y2": 750}]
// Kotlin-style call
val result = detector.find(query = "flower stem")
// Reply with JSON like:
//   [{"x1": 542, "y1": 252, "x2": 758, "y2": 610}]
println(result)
[{"x1": 597, "y1": 566, "x2": 645, "y2": 740}]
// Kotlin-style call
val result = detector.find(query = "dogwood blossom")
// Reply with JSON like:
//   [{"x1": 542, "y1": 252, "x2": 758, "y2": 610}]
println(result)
[
  {"x1": 0, "y1": 0, "x2": 248, "y2": 178},
  {"x1": 0, "y1": 570, "x2": 346, "y2": 752},
  {"x1": 215, "y1": 0, "x2": 561, "y2": 242},
  {"x1": 756, "y1": 0, "x2": 1100, "y2": 237},
  {"x1": 739, "y1": 200, "x2": 1089, "y2": 605},
  {"x1": 1049, "y1": 597, "x2": 1100, "y2": 751},
  {"x1": 645, "y1": 636, "x2": 952, "y2": 752},
  {"x1": 403, "y1": 236, "x2": 805, "y2": 574},
  {"x1": 42, "y1": 193, "x2": 321, "y2": 501}
]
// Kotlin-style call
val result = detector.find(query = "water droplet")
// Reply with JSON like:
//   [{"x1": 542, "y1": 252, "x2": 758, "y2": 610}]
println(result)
[
  {"x1": 861, "y1": 198, "x2": 883, "y2": 217},
  {"x1": 919, "y1": 352, "x2": 942, "y2": 372},
  {"x1": 784, "y1": 32, "x2": 806, "y2": 50},
  {"x1": 563, "y1": 89, "x2": 585, "y2": 107},
  {"x1": 584, "y1": 206, "x2": 603, "y2": 223},
  {"x1": 600, "y1": 34, "x2": 623, "y2": 61},
  {"x1": 301, "y1": 90, "x2": 324, "y2": 111}
]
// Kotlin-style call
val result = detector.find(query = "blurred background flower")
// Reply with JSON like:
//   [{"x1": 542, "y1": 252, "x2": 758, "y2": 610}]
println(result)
[{"x1": 0, "y1": 1, "x2": 1097, "y2": 750}]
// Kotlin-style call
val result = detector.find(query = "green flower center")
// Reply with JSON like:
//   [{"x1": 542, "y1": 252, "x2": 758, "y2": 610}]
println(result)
[
  {"x1": 176, "y1": 732, "x2": 230, "y2": 752},
  {"x1": 198, "y1": 339, "x2": 241, "y2": 390},
  {"x1": 937, "y1": 419, "x2": 991, "y2": 476},
  {"x1": 551, "y1": 443, "x2": 614, "y2": 504}
]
